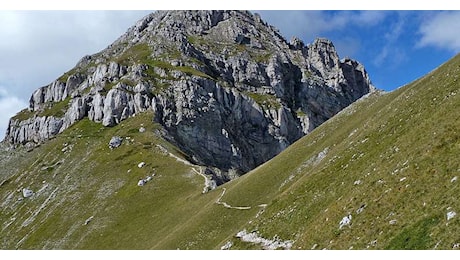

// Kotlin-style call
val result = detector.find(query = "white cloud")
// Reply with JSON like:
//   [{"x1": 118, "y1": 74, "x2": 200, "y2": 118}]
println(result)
[
  {"x1": 0, "y1": 87, "x2": 28, "y2": 140},
  {"x1": 0, "y1": 11, "x2": 151, "y2": 140},
  {"x1": 2, "y1": 0, "x2": 458, "y2": 11},
  {"x1": 0, "y1": 11, "x2": 151, "y2": 98},
  {"x1": 256, "y1": 11, "x2": 387, "y2": 42},
  {"x1": 418, "y1": 11, "x2": 460, "y2": 52},
  {"x1": 353, "y1": 11, "x2": 387, "y2": 25}
]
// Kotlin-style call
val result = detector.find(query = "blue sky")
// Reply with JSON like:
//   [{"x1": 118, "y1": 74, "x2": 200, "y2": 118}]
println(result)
[
  {"x1": 258, "y1": 10, "x2": 459, "y2": 91},
  {"x1": 0, "y1": 8, "x2": 459, "y2": 138}
]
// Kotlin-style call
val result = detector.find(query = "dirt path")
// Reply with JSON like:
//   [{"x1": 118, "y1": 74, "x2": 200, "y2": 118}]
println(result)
[
  {"x1": 192, "y1": 167, "x2": 216, "y2": 193},
  {"x1": 215, "y1": 188, "x2": 251, "y2": 210},
  {"x1": 157, "y1": 144, "x2": 215, "y2": 193}
]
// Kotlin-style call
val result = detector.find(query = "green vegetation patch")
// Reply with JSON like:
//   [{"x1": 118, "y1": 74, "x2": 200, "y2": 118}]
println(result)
[
  {"x1": 57, "y1": 68, "x2": 78, "y2": 83},
  {"x1": 385, "y1": 215, "x2": 440, "y2": 249},
  {"x1": 296, "y1": 109, "x2": 307, "y2": 117},
  {"x1": 187, "y1": 35, "x2": 206, "y2": 46},
  {"x1": 116, "y1": 43, "x2": 214, "y2": 81},
  {"x1": 38, "y1": 97, "x2": 72, "y2": 118},
  {"x1": 175, "y1": 65, "x2": 214, "y2": 80},
  {"x1": 120, "y1": 78, "x2": 136, "y2": 87},
  {"x1": 12, "y1": 108, "x2": 35, "y2": 121},
  {"x1": 150, "y1": 80, "x2": 171, "y2": 95},
  {"x1": 116, "y1": 43, "x2": 153, "y2": 66},
  {"x1": 57, "y1": 61, "x2": 95, "y2": 83},
  {"x1": 245, "y1": 92, "x2": 281, "y2": 110}
]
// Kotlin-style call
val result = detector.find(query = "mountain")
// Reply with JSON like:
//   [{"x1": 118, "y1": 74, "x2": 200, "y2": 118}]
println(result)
[
  {"x1": 2, "y1": 53, "x2": 458, "y2": 250},
  {"x1": 5, "y1": 10, "x2": 456, "y2": 250},
  {"x1": 4, "y1": 10, "x2": 374, "y2": 183}
]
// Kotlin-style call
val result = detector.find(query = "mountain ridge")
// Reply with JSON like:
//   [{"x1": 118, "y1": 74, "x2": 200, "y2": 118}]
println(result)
[
  {"x1": 0, "y1": 14, "x2": 459, "y2": 248},
  {"x1": 4, "y1": 10, "x2": 374, "y2": 182}
]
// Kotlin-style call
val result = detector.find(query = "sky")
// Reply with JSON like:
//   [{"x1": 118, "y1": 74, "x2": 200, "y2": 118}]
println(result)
[{"x1": 0, "y1": 2, "x2": 460, "y2": 139}]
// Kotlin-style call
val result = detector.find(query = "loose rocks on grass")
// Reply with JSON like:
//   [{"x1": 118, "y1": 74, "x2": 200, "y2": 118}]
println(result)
[{"x1": 109, "y1": 136, "x2": 123, "y2": 149}]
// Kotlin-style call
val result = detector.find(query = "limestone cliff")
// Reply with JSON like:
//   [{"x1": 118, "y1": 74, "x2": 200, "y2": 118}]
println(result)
[{"x1": 5, "y1": 10, "x2": 375, "y2": 180}]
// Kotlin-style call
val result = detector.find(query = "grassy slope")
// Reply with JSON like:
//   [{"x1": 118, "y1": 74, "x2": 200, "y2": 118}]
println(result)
[
  {"x1": 218, "y1": 53, "x2": 460, "y2": 249},
  {"x1": 0, "y1": 110, "x2": 266, "y2": 249},
  {"x1": 0, "y1": 112, "x2": 214, "y2": 249},
  {"x1": 1, "y1": 54, "x2": 460, "y2": 249}
]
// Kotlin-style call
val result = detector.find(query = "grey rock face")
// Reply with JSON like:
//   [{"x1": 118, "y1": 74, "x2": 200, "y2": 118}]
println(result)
[
  {"x1": 6, "y1": 116, "x2": 64, "y2": 145},
  {"x1": 5, "y1": 10, "x2": 375, "y2": 182},
  {"x1": 155, "y1": 79, "x2": 289, "y2": 173},
  {"x1": 102, "y1": 87, "x2": 133, "y2": 126},
  {"x1": 88, "y1": 93, "x2": 105, "y2": 122},
  {"x1": 63, "y1": 97, "x2": 88, "y2": 128}
]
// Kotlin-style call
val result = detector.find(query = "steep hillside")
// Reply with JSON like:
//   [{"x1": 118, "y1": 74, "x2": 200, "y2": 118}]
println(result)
[
  {"x1": 0, "y1": 112, "x2": 208, "y2": 249},
  {"x1": 1, "y1": 52, "x2": 458, "y2": 249},
  {"x1": 215, "y1": 53, "x2": 460, "y2": 250}
]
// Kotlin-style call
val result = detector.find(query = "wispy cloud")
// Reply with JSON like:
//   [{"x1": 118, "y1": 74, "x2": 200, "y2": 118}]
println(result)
[
  {"x1": 257, "y1": 10, "x2": 387, "y2": 42},
  {"x1": 418, "y1": 11, "x2": 460, "y2": 53},
  {"x1": 0, "y1": 11, "x2": 151, "y2": 139},
  {"x1": 0, "y1": 11, "x2": 151, "y2": 98},
  {"x1": 256, "y1": 10, "x2": 388, "y2": 59},
  {"x1": 373, "y1": 12, "x2": 408, "y2": 67}
]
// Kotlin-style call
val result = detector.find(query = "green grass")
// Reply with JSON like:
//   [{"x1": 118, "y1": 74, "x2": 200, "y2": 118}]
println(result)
[
  {"x1": 38, "y1": 97, "x2": 72, "y2": 118},
  {"x1": 57, "y1": 61, "x2": 95, "y2": 83},
  {"x1": 12, "y1": 96, "x2": 72, "y2": 121},
  {"x1": 116, "y1": 43, "x2": 153, "y2": 66},
  {"x1": 186, "y1": 35, "x2": 201, "y2": 45},
  {"x1": 244, "y1": 92, "x2": 281, "y2": 110},
  {"x1": 253, "y1": 52, "x2": 272, "y2": 64},
  {"x1": 175, "y1": 65, "x2": 214, "y2": 80},
  {"x1": 115, "y1": 43, "x2": 214, "y2": 81},
  {"x1": 385, "y1": 215, "x2": 440, "y2": 249},
  {"x1": 102, "y1": 82, "x2": 117, "y2": 93},
  {"x1": 221, "y1": 54, "x2": 460, "y2": 249},
  {"x1": 12, "y1": 109, "x2": 35, "y2": 121},
  {"x1": 150, "y1": 80, "x2": 171, "y2": 95},
  {"x1": 2, "y1": 53, "x2": 460, "y2": 249},
  {"x1": 1, "y1": 112, "x2": 206, "y2": 249},
  {"x1": 57, "y1": 69, "x2": 77, "y2": 83},
  {"x1": 296, "y1": 109, "x2": 307, "y2": 117}
]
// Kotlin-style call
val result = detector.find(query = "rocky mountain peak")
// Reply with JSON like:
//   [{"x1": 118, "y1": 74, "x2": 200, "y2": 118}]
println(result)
[
  {"x1": 309, "y1": 38, "x2": 340, "y2": 69},
  {"x1": 5, "y1": 10, "x2": 375, "y2": 182}
]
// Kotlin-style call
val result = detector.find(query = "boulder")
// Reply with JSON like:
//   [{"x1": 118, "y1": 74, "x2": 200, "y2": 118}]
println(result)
[
  {"x1": 339, "y1": 214, "x2": 352, "y2": 229},
  {"x1": 447, "y1": 211, "x2": 457, "y2": 221},
  {"x1": 22, "y1": 188, "x2": 34, "y2": 198},
  {"x1": 109, "y1": 136, "x2": 123, "y2": 149}
]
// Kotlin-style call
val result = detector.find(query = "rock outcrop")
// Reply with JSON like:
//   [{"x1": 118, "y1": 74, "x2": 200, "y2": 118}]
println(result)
[{"x1": 4, "y1": 10, "x2": 375, "y2": 181}]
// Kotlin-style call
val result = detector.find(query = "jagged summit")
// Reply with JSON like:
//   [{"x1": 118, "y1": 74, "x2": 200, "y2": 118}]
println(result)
[{"x1": 5, "y1": 10, "x2": 374, "y2": 180}]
